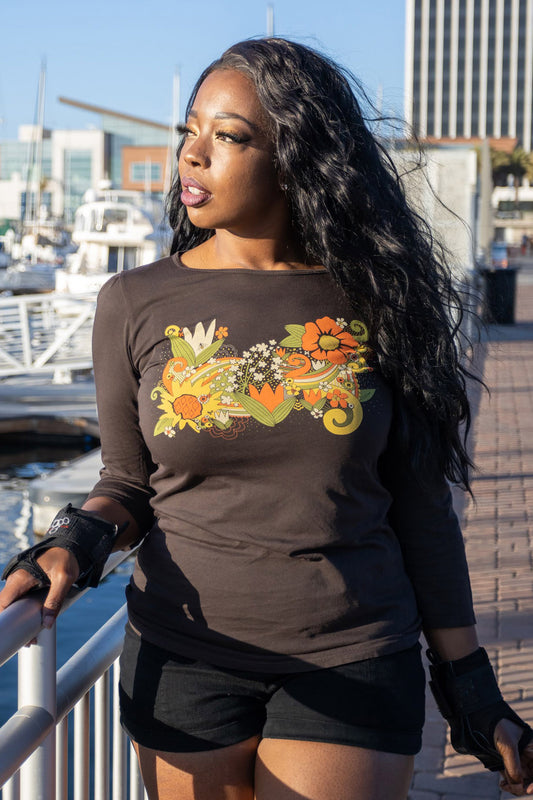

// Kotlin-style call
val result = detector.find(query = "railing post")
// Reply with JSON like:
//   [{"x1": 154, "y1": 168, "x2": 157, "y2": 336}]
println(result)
[
  {"x1": 18, "y1": 300, "x2": 33, "y2": 370},
  {"x1": 17, "y1": 625, "x2": 57, "y2": 800},
  {"x1": 56, "y1": 717, "x2": 68, "y2": 800},
  {"x1": 112, "y1": 659, "x2": 127, "y2": 800},
  {"x1": 2, "y1": 771, "x2": 20, "y2": 800},
  {"x1": 94, "y1": 672, "x2": 110, "y2": 800},
  {"x1": 74, "y1": 694, "x2": 90, "y2": 800}
]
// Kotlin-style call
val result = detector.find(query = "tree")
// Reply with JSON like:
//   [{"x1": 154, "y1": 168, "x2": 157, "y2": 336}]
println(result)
[{"x1": 491, "y1": 146, "x2": 533, "y2": 205}]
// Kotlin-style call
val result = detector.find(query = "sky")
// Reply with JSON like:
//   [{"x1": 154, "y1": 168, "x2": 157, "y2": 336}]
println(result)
[{"x1": 0, "y1": 0, "x2": 406, "y2": 140}]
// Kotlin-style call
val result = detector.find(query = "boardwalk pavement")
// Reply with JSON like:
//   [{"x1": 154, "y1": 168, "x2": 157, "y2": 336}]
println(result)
[{"x1": 409, "y1": 279, "x2": 533, "y2": 800}]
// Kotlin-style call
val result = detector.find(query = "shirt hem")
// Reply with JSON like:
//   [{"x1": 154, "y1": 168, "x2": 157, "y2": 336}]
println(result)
[{"x1": 127, "y1": 610, "x2": 422, "y2": 673}]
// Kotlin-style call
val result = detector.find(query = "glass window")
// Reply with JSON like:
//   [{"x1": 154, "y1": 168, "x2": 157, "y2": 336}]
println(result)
[
  {"x1": 130, "y1": 162, "x2": 162, "y2": 183},
  {"x1": 64, "y1": 150, "x2": 93, "y2": 224},
  {"x1": 0, "y1": 139, "x2": 51, "y2": 181}
]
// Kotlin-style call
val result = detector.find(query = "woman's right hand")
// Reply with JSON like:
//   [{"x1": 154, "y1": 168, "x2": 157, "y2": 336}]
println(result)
[{"x1": 0, "y1": 547, "x2": 80, "y2": 629}]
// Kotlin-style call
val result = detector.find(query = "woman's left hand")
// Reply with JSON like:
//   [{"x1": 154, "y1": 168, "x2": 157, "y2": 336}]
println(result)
[{"x1": 496, "y1": 719, "x2": 533, "y2": 795}]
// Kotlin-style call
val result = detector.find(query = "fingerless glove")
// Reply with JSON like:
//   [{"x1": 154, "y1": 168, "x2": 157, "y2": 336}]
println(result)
[
  {"x1": 1, "y1": 504, "x2": 120, "y2": 590},
  {"x1": 428, "y1": 646, "x2": 533, "y2": 771}
]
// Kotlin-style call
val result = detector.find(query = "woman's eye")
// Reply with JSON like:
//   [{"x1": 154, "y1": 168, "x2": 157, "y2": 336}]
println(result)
[
  {"x1": 177, "y1": 124, "x2": 195, "y2": 138},
  {"x1": 216, "y1": 131, "x2": 249, "y2": 144}
]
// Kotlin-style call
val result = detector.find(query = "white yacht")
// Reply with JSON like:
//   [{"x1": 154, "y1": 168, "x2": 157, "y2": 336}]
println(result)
[{"x1": 56, "y1": 185, "x2": 171, "y2": 294}]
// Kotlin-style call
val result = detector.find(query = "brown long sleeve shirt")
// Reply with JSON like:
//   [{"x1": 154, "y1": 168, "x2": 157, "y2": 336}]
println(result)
[{"x1": 87, "y1": 254, "x2": 475, "y2": 671}]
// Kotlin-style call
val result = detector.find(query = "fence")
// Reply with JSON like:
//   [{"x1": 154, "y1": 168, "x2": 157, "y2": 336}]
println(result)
[
  {"x1": 0, "y1": 552, "x2": 147, "y2": 800},
  {"x1": 0, "y1": 293, "x2": 96, "y2": 378}
]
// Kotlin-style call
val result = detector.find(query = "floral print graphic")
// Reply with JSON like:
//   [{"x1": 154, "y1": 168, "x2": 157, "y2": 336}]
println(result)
[
  {"x1": 151, "y1": 316, "x2": 375, "y2": 438},
  {"x1": 301, "y1": 317, "x2": 358, "y2": 364}
]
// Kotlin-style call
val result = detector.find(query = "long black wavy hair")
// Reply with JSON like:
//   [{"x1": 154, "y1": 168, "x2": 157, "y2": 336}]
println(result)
[{"x1": 167, "y1": 37, "x2": 477, "y2": 491}]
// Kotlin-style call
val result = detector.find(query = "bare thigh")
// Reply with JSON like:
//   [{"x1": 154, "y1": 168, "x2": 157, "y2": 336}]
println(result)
[
  {"x1": 134, "y1": 737, "x2": 414, "y2": 800},
  {"x1": 255, "y1": 738, "x2": 415, "y2": 800},
  {"x1": 134, "y1": 737, "x2": 260, "y2": 800}
]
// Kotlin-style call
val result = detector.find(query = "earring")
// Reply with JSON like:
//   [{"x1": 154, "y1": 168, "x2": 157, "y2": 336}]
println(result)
[{"x1": 280, "y1": 183, "x2": 288, "y2": 191}]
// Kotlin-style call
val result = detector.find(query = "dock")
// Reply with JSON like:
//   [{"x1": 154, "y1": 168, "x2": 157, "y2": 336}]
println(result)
[
  {"x1": 29, "y1": 448, "x2": 102, "y2": 535},
  {"x1": 0, "y1": 375, "x2": 98, "y2": 439}
]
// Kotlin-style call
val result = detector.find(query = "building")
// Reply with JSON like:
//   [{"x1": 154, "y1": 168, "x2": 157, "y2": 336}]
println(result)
[
  {"x1": 121, "y1": 146, "x2": 168, "y2": 193},
  {"x1": 0, "y1": 100, "x2": 171, "y2": 227},
  {"x1": 405, "y1": 0, "x2": 533, "y2": 150}
]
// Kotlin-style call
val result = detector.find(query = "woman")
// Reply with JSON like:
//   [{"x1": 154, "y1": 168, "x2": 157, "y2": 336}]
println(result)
[{"x1": 1, "y1": 38, "x2": 532, "y2": 800}]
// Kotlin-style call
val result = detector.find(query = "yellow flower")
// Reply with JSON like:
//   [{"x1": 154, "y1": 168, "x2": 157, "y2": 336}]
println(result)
[{"x1": 155, "y1": 376, "x2": 223, "y2": 433}]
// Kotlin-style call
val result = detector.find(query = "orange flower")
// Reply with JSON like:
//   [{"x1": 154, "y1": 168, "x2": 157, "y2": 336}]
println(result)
[
  {"x1": 215, "y1": 326, "x2": 228, "y2": 339},
  {"x1": 326, "y1": 388, "x2": 348, "y2": 408},
  {"x1": 301, "y1": 317, "x2": 357, "y2": 364},
  {"x1": 173, "y1": 394, "x2": 202, "y2": 419},
  {"x1": 248, "y1": 383, "x2": 285, "y2": 411},
  {"x1": 275, "y1": 347, "x2": 286, "y2": 357},
  {"x1": 303, "y1": 389, "x2": 322, "y2": 404}
]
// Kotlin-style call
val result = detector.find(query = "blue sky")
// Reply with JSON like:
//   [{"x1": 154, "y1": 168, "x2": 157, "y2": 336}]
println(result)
[{"x1": 0, "y1": 0, "x2": 406, "y2": 139}]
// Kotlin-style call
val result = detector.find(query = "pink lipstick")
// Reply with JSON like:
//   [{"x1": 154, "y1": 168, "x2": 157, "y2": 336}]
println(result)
[{"x1": 181, "y1": 177, "x2": 212, "y2": 207}]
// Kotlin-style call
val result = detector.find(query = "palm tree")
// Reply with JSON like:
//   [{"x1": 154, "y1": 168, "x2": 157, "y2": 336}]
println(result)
[{"x1": 491, "y1": 146, "x2": 533, "y2": 206}]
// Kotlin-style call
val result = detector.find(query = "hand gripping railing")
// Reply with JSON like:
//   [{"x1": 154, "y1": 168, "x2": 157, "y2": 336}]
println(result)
[{"x1": 0, "y1": 551, "x2": 147, "y2": 800}]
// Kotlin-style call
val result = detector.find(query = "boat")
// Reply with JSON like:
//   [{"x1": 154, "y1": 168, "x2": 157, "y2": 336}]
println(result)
[
  {"x1": 29, "y1": 447, "x2": 102, "y2": 535},
  {"x1": 0, "y1": 220, "x2": 77, "y2": 295},
  {"x1": 55, "y1": 185, "x2": 171, "y2": 294},
  {"x1": 0, "y1": 262, "x2": 58, "y2": 294}
]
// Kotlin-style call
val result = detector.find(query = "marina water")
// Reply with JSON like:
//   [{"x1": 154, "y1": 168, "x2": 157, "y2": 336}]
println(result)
[{"x1": 0, "y1": 442, "x2": 134, "y2": 726}]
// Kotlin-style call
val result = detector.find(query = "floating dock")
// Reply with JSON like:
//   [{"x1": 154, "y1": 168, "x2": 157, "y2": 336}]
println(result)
[
  {"x1": 29, "y1": 448, "x2": 102, "y2": 535},
  {"x1": 0, "y1": 375, "x2": 98, "y2": 439}
]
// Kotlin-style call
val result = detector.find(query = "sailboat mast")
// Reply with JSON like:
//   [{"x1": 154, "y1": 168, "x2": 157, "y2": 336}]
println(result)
[
  {"x1": 164, "y1": 68, "x2": 181, "y2": 195},
  {"x1": 23, "y1": 60, "x2": 46, "y2": 229},
  {"x1": 34, "y1": 59, "x2": 47, "y2": 224},
  {"x1": 266, "y1": 4, "x2": 274, "y2": 36},
  {"x1": 172, "y1": 69, "x2": 180, "y2": 167}
]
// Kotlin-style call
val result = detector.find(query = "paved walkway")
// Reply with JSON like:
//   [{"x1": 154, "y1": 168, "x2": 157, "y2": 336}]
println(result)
[{"x1": 410, "y1": 277, "x2": 533, "y2": 799}]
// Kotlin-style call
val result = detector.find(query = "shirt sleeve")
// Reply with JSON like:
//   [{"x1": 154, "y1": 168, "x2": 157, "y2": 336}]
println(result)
[
  {"x1": 86, "y1": 274, "x2": 156, "y2": 532},
  {"x1": 379, "y1": 435, "x2": 476, "y2": 630}
]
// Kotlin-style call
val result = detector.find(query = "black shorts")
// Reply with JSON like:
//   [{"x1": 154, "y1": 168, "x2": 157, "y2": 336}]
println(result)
[{"x1": 119, "y1": 624, "x2": 425, "y2": 756}]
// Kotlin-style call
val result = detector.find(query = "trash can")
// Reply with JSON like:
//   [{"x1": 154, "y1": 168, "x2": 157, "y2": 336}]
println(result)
[{"x1": 479, "y1": 267, "x2": 519, "y2": 324}]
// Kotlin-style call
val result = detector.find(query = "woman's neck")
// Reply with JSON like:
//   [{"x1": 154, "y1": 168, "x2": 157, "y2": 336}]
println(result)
[{"x1": 181, "y1": 231, "x2": 316, "y2": 272}]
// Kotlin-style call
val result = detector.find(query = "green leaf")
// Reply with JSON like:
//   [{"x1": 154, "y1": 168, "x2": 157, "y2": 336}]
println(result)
[
  {"x1": 170, "y1": 336, "x2": 196, "y2": 364},
  {"x1": 195, "y1": 338, "x2": 224, "y2": 366},
  {"x1": 358, "y1": 388, "x2": 375, "y2": 403},
  {"x1": 300, "y1": 399, "x2": 312, "y2": 411},
  {"x1": 280, "y1": 335, "x2": 304, "y2": 348},
  {"x1": 285, "y1": 324, "x2": 306, "y2": 337},
  {"x1": 233, "y1": 392, "x2": 275, "y2": 426},
  {"x1": 154, "y1": 416, "x2": 176, "y2": 436},
  {"x1": 279, "y1": 324, "x2": 305, "y2": 348},
  {"x1": 213, "y1": 418, "x2": 231, "y2": 430},
  {"x1": 314, "y1": 397, "x2": 327, "y2": 410},
  {"x1": 272, "y1": 397, "x2": 296, "y2": 423}
]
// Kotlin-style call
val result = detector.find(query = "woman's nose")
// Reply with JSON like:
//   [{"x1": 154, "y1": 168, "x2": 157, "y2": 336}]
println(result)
[{"x1": 182, "y1": 138, "x2": 210, "y2": 168}]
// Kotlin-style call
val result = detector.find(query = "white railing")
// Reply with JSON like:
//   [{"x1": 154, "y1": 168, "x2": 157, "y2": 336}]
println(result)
[
  {"x1": 0, "y1": 293, "x2": 96, "y2": 378},
  {"x1": 0, "y1": 552, "x2": 147, "y2": 800}
]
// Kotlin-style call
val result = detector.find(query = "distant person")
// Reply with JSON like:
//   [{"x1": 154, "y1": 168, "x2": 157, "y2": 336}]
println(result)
[{"x1": 2, "y1": 38, "x2": 533, "y2": 800}]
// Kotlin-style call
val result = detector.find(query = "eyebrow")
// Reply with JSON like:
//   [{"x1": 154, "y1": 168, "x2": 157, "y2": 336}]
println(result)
[{"x1": 188, "y1": 109, "x2": 258, "y2": 129}]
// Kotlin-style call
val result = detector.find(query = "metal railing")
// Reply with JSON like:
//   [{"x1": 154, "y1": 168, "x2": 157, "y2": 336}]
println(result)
[
  {"x1": 0, "y1": 552, "x2": 147, "y2": 799},
  {"x1": 0, "y1": 293, "x2": 96, "y2": 378}
]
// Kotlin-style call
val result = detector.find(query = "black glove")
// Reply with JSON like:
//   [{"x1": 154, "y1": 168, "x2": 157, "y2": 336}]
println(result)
[
  {"x1": 1, "y1": 504, "x2": 120, "y2": 590},
  {"x1": 427, "y1": 646, "x2": 533, "y2": 771}
]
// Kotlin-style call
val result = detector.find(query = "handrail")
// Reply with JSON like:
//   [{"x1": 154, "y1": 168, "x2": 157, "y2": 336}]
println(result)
[
  {"x1": 0, "y1": 550, "x2": 130, "y2": 668},
  {"x1": 56, "y1": 605, "x2": 126, "y2": 723},
  {"x1": 0, "y1": 607, "x2": 127, "y2": 788},
  {"x1": 0, "y1": 292, "x2": 96, "y2": 378},
  {"x1": 0, "y1": 550, "x2": 144, "y2": 797},
  {"x1": 0, "y1": 707, "x2": 55, "y2": 788}
]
